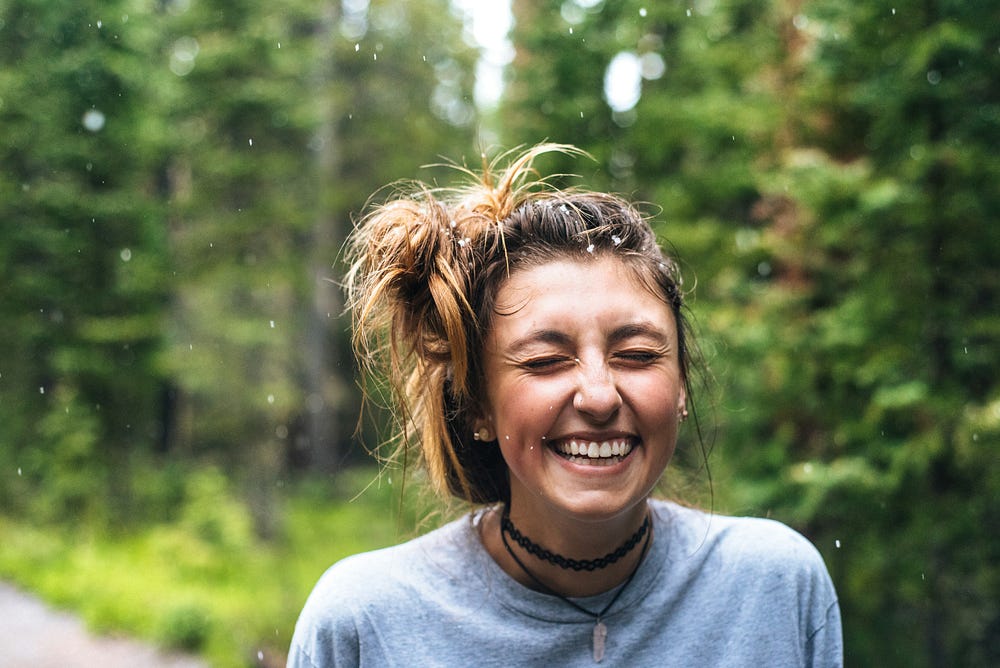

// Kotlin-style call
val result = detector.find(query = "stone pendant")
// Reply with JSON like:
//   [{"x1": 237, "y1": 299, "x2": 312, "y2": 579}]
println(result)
[{"x1": 592, "y1": 620, "x2": 608, "y2": 662}]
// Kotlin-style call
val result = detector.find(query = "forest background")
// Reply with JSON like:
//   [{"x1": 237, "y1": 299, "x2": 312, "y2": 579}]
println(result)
[{"x1": 0, "y1": 0, "x2": 997, "y2": 666}]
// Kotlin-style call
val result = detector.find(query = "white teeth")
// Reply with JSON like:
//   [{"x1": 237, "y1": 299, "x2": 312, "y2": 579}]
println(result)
[{"x1": 553, "y1": 439, "x2": 634, "y2": 461}]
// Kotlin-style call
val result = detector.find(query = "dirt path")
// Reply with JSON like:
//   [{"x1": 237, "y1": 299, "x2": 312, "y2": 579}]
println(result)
[{"x1": 0, "y1": 581, "x2": 208, "y2": 668}]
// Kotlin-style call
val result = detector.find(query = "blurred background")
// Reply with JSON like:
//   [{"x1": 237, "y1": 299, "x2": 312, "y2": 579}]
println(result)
[{"x1": 0, "y1": 0, "x2": 997, "y2": 666}]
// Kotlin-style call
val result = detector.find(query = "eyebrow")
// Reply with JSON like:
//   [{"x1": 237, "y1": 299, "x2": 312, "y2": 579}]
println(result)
[
  {"x1": 608, "y1": 322, "x2": 671, "y2": 346},
  {"x1": 506, "y1": 329, "x2": 572, "y2": 355}
]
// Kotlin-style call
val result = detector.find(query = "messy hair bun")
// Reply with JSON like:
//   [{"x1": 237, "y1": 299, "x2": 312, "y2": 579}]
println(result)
[{"x1": 345, "y1": 144, "x2": 690, "y2": 504}]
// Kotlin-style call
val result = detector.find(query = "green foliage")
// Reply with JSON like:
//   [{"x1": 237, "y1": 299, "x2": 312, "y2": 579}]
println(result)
[{"x1": 0, "y1": 467, "x2": 432, "y2": 667}]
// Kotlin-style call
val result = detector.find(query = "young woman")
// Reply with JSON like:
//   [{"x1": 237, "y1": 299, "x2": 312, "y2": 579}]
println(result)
[{"x1": 288, "y1": 145, "x2": 842, "y2": 667}]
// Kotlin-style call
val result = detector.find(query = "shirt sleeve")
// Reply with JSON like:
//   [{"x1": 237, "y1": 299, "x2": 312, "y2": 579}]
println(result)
[{"x1": 806, "y1": 596, "x2": 844, "y2": 668}]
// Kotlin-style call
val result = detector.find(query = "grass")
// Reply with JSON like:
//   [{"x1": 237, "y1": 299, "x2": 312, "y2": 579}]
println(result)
[{"x1": 0, "y1": 466, "x2": 441, "y2": 667}]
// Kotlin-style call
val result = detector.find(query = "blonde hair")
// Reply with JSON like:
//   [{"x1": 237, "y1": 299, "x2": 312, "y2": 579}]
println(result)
[{"x1": 345, "y1": 144, "x2": 690, "y2": 504}]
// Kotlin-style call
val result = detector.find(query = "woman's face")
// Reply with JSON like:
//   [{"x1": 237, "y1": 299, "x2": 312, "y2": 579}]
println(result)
[{"x1": 481, "y1": 255, "x2": 687, "y2": 525}]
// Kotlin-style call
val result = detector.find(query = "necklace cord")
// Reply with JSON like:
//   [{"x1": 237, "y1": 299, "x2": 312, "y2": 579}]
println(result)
[{"x1": 499, "y1": 511, "x2": 653, "y2": 620}]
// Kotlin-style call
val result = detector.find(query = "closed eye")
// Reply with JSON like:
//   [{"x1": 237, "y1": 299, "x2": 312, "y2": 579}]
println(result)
[
  {"x1": 519, "y1": 356, "x2": 573, "y2": 371},
  {"x1": 613, "y1": 350, "x2": 664, "y2": 365}
]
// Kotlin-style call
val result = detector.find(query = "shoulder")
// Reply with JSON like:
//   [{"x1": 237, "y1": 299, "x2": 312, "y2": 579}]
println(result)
[
  {"x1": 288, "y1": 514, "x2": 479, "y2": 664},
  {"x1": 654, "y1": 500, "x2": 828, "y2": 571},
  {"x1": 651, "y1": 500, "x2": 838, "y2": 613},
  {"x1": 302, "y1": 513, "x2": 475, "y2": 613}
]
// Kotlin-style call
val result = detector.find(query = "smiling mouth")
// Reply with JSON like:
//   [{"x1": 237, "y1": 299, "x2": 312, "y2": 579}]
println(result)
[{"x1": 552, "y1": 439, "x2": 634, "y2": 466}]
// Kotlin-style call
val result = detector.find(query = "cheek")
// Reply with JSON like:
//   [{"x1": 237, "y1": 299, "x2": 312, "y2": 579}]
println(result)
[{"x1": 489, "y1": 381, "x2": 565, "y2": 439}]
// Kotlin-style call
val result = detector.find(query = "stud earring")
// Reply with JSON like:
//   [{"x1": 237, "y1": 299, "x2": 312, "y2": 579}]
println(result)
[
  {"x1": 473, "y1": 427, "x2": 492, "y2": 441},
  {"x1": 679, "y1": 407, "x2": 689, "y2": 423}
]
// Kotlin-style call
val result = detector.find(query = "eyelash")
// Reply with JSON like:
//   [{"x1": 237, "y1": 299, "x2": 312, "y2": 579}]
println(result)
[
  {"x1": 614, "y1": 350, "x2": 662, "y2": 364},
  {"x1": 521, "y1": 356, "x2": 571, "y2": 371}
]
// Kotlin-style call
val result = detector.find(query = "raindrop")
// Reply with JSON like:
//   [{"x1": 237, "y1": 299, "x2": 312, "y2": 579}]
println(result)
[
  {"x1": 120, "y1": 248, "x2": 132, "y2": 262},
  {"x1": 835, "y1": 539, "x2": 841, "y2": 548},
  {"x1": 258, "y1": 650, "x2": 264, "y2": 661},
  {"x1": 612, "y1": 235, "x2": 622, "y2": 246},
  {"x1": 269, "y1": 320, "x2": 275, "y2": 328},
  {"x1": 373, "y1": 53, "x2": 377, "y2": 61},
  {"x1": 97, "y1": 19, "x2": 103, "y2": 28},
  {"x1": 686, "y1": 8, "x2": 691, "y2": 17},
  {"x1": 17, "y1": 468, "x2": 22, "y2": 476},
  {"x1": 39, "y1": 387, "x2": 45, "y2": 394},
  {"x1": 569, "y1": 27, "x2": 573, "y2": 34},
  {"x1": 267, "y1": 394, "x2": 275, "y2": 404},
  {"x1": 639, "y1": 7, "x2": 647, "y2": 17},
  {"x1": 82, "y1": 109, "x2": 105, "y2": 132},
  {"x1": 355, "y1": 43, "x2": 360, "y2": 51},
  {"x1": 586, "y1": 243, "x2": 596, "y2": 253},
  {"x1": 927, "y1": 70, "x2": 942, "y2": 85},
  {"x1": 892, "y1": 7, "x2": 896, "y2": 14},
  {"x1": 170, "y1": 36, "x2": 199, "y2": 76},
  {"x1": 640, "y1": 53, "x2": 665, "y2": 80},
  {"x1": 248, "y1": 138, "x2": 253, "y2": 146}
]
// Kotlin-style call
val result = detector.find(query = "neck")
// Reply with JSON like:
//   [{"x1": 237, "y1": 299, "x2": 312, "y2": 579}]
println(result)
[{"x1": 482, "y1": 502, "x2": 652, "y2": 598}]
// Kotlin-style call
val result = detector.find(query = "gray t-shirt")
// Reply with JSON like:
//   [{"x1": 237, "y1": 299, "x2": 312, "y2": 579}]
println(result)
[{"x1": 288, "y1": 500, "x2": 842, "y2": 667}]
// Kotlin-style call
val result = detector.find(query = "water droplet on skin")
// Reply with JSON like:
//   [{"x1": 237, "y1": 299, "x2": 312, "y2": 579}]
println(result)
[{"x1": 586, "y1": 243, "x2": 595, "y2": 253}]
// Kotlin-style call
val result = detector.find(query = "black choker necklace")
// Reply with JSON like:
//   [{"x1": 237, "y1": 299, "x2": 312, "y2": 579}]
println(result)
[
  {"x1": 500, "y1": 511, "x2": 650, "y2": 571},
  {"x1": 499, "y1": 509, "x2": 653, "y2": 662}
]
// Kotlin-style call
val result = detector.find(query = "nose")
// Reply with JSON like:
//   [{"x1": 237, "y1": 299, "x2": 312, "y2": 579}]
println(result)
[{"x1": 573, "y1": 358, "x2": 622, "y2": 422}]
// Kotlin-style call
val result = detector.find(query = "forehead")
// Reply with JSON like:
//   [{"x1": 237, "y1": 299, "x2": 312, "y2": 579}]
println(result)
[{"x1": 489, "y1": 256, "x2": 676, "y2": 342}]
